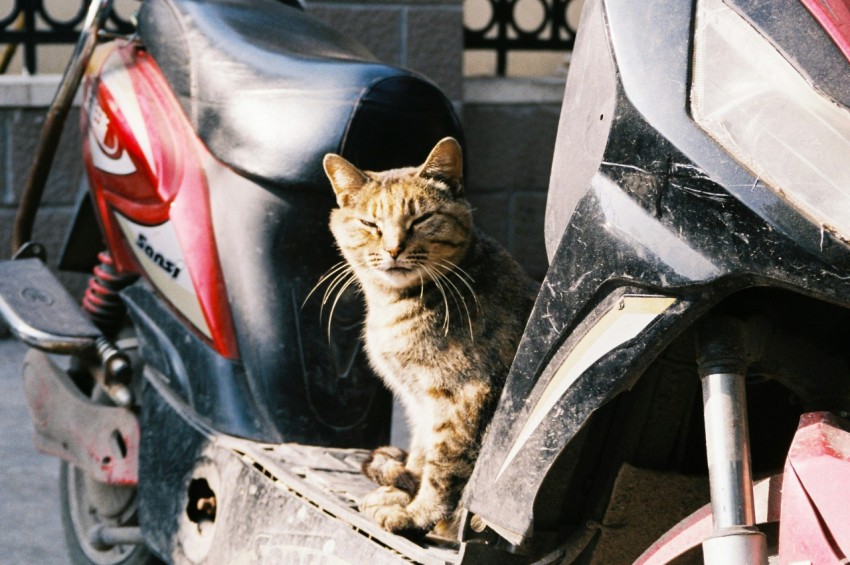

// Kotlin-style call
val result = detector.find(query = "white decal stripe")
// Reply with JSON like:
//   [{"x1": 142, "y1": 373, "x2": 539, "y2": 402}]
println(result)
[
  {"x1": 100, "y1": 51, "x2": 155, "y2": 172},
  {"x1": 496, "y1": 295, "x2": 676, "y2": 480},
  {"x1": 88, "y1": 125, "x2": 136, "y2": 175},
  {"x1": 115, "y1": 215, "x2": 212, "y2": 339}
]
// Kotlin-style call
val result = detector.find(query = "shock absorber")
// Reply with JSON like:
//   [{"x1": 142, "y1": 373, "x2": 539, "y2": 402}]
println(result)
[
  {"x1": 696, "y1": 317, "x2": 767, "y2": 565},
  {"x1": 78, "y1": 251, "x2": 138, "y2": 406},
  {"x1": 81, "y1": 251, "x2": 137, "y2": 336}
]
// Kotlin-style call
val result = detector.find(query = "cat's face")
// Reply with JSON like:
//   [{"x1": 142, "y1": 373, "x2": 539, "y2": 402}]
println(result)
[{"x1": 324, "y1": 138, "x2": 472, "y2": 291}]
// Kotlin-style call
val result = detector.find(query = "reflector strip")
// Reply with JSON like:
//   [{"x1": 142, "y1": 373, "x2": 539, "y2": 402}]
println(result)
[{"x1": 496, "y1": 295, "x2": 676, "y2": 480}]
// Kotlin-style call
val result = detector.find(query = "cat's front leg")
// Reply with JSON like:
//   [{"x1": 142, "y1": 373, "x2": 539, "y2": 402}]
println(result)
[
  {"x1": 360, "y1": 385, "x2": 486, "y2": 533},
  {"x1": 405, "y1": 445, "x2": 427, "y2": 476},
  {"x1": 388, "y1": 381, "x2": 489, "y2": 532}
]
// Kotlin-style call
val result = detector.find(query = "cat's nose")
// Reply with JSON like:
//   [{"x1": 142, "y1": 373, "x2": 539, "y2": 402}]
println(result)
[{"x1": 383, "y1": 229, "x2": 405, "y2": 259}]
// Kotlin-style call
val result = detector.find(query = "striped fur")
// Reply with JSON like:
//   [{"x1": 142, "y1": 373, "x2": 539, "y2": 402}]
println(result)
[{"x1": 321, "y1": 138, "x2": 537, "y2": 535}]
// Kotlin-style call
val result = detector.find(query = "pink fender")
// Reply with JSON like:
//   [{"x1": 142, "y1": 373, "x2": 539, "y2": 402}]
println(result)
[{"x1": 635, "y1": 411, "x2": 850, "y2": 564}]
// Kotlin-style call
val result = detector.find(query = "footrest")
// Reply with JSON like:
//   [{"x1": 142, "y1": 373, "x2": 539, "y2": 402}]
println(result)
[
  {"x1": 232, "y1": 441, "x2": 463, "y2": 565},
  {"x1": 0, "y1": 258, "x2": 100, "y2": 353}
]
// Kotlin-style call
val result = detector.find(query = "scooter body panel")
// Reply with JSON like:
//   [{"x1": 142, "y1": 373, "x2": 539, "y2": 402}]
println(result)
[
  {"x1": 82, "y1": 42, "x2": 237, "y2": 358},
  {"x1": 136, "y1": 355, "x2": 462, "y2": 564},
  {"x1": 78, "y1": 0, "x2": 464, "y2": 448},
  {"x1": 780, "y1": 412, "x2": 850, "y2": 562},
  {"x1": 464, "y1": 0, "x2": 850, "y2": 550}
]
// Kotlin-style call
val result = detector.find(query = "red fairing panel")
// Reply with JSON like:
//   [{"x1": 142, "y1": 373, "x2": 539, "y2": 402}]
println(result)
[
  {"x1": 82, "y1": 42, "x2": 238, "y2": 359},
  {"x1": 780, "y1": 411, "x2": 850, "y2": 563}
]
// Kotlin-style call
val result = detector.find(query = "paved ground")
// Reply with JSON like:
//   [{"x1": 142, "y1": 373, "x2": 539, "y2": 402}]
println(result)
[{"x1": 0, "y1": 338, "x2": 68, "y2": 564}]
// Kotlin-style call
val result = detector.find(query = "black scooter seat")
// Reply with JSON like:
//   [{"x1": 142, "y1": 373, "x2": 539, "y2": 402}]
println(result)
[{"x1": 137, "y1": 0, "x2": 454, "y2": 188}]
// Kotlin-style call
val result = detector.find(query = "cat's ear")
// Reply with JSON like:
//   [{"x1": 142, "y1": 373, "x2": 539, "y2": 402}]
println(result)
[
  {"x1": 323, "y1": 154, "x2": 369, "y2": 207},
  {"x1": 418, "y1": 137, "x2": 464, "y2": 196}
]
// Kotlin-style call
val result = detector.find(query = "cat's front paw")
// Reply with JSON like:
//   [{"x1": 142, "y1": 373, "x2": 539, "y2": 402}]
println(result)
[
  {"x1": 362, "y1": 446, "x2": 420, "y2": 494},
  {"x1": 359, "y1": 486, "x2": 419, "y2": 533},
  {"x1": 360, "y1": 485, "x2": 412, "y2": 510},
  {"x1": 359, "y1": 487, "x2": 451, "y2": 535}
]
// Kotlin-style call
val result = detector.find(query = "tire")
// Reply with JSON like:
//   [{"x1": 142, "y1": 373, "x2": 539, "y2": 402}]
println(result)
[{"x1": 59, "y1": 461, "x2": 161, "y2": 565}]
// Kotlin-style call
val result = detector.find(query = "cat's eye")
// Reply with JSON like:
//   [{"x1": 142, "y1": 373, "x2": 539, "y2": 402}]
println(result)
[
  {"x1": 359, "y1": 218, "x2": 382, "y2": 235},
  {"x1": 411, "y1": 212, "x2": 434, "y2": 228}
]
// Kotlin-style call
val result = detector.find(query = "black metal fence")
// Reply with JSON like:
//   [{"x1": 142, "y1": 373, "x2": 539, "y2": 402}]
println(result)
[
  {"x1": 0, "y1": 0, "x2": 575, "y2": 76},
  {"x1": 465, "y1": 0, "x2": 577, "y2": 75},
  {"x1": 0, "y1": 1, "x2": 133, "y2": 74}
]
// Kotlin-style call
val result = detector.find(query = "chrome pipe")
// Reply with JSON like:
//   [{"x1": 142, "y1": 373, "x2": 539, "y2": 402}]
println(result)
[
  {"x1": 89, "y1": 525, "x2": 144, "y2": 549},
  {"x1": 696, "y1": 317, "x2": 767, "y2": 565},
  {"x1": 701, "y1": 371, "x2": 756, "y2": 529}
]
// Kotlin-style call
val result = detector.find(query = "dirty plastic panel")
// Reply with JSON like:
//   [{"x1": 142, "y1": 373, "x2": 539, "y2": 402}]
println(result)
[{"x1": 463, "y1": 0, "x2": 850, "y2": 548}]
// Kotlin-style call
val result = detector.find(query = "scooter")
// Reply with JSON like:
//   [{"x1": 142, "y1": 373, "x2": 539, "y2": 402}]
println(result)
[
  {"x1": 3, "y1": 0, "x2": 850, "y2": 563},
  {"x1": 3, "y1": 0, "x2": 464, "y2": 563}
]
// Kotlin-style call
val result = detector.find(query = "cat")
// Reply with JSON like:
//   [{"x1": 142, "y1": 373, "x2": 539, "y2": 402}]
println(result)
[{"x1": 321, "y1": 137, "x2": 537, "y2": 535}]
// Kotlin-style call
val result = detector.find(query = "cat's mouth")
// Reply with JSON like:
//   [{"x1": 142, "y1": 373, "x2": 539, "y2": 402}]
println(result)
[
  {"x1": 377, "y1": 258, "x2": 413, "y2": 273},
  {"x1": 373, "y1": 263, "x2": 421, "y2": 288}
]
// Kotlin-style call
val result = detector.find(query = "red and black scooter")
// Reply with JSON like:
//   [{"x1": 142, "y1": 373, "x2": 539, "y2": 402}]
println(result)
[{"x1": 3, "y1": 0, "x2": 850, "y2": 563}]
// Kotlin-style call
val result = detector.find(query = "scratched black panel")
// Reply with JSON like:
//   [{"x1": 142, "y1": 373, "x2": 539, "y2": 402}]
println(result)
[{"x1": 464, "y1": 0, "x2": 850, "y2": 548}]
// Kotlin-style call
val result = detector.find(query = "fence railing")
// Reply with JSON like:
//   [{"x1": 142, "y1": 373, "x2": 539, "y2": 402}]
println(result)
[
  {"x1": 0, "y1": 1, "x2": 133, "y2": 74},
  {"x1": 0, "y1": 0, "x2": 575, "y2": 76},
  {"x1": 464, "y1": 0, "x2": 577, "y2": 75}
]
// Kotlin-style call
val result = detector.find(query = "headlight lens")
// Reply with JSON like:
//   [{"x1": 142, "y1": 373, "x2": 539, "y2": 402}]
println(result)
[{"x1": 691, "y1": 0, "x2": 850, "y2": 244}]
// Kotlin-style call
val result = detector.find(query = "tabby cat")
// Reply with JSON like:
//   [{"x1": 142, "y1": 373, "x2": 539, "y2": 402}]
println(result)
[{"x1": 321, "y1": 137, "x2": 537, "y2": 534}]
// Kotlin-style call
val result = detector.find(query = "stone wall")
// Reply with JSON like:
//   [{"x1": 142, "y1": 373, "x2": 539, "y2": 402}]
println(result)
[
  {"x1": 303, "y1": 0, "x2": 564, "y2": 281},
  {"x1": 463, "y1": 78, "x2": 564, "y2": 281}
]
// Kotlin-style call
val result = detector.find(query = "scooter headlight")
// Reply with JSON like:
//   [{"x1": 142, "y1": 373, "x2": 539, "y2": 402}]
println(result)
[{"x1": 691, "y1": 0, "x2": 850, "y2": 244}]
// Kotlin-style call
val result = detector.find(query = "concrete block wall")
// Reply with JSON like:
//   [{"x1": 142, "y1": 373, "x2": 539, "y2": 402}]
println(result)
[
  {"x1": 304, "y1": 0, "x2": 464, "y2": 101},
  {"x1": 463, "y1": 78, "x2": 564, "y2": 281},
  {"x1": 304, "y1": 0, "x2": 564, "y2": 280},
  {"x1": 0, "y1": 78, "x2": 89, "y2": 298}
]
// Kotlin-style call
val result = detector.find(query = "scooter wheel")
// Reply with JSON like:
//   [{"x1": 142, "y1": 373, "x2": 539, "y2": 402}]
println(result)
[{"x1": 59, "y1": 461, "x2": 161, "y2": 565}]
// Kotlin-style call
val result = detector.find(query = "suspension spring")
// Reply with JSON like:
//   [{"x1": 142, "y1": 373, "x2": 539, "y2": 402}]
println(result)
[{"x1": 82, "y1": 251, "x2": 137, "y2": 335}]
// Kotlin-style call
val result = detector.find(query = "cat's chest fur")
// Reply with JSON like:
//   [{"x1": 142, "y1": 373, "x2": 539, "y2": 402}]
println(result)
[
  {"x1": 362, "y1": 291, "x2": 469, "y2": 392},
  {"x1": 357, "y1": 231, "x2": 529, "y2": 394}
]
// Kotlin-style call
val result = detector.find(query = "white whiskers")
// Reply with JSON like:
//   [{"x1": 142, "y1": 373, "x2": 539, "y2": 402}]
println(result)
[
  {"x1": 303, "y1": 259, "x2": 363, "y2": 340},
  {"x1": 306, "y1": 254, "x2": 480, "y2": 343},
  {"x1": 414, "y1": 258, "x2": 480, "y2": 339}
]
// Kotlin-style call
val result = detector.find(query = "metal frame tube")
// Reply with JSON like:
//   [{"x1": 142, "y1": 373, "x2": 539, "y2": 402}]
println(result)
[
  {"x1": 12, "y1": 0, "x2": 114, "y2": 253},
  {"x1": 89, "y1": 525, "x2": 144, "y2": 548}
]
